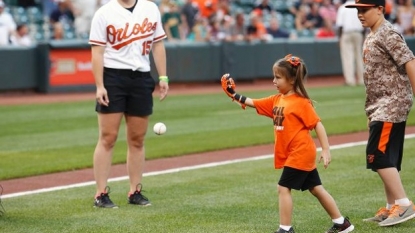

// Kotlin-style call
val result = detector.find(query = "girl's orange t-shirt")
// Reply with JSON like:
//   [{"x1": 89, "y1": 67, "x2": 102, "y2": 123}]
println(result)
[{"x1": 253, "y1": 94, "x2": 320, "y2": 171}]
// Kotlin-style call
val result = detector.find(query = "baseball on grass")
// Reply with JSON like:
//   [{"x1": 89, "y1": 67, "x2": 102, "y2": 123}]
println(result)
[{"x1": 153, "y1": 122, "x2": 167, "y2": 135}]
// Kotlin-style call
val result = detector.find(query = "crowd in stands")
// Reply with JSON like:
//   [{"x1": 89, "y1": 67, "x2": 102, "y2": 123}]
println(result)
[{"x1": 0, "y1": 0, "x2": 415, "y2": 46}]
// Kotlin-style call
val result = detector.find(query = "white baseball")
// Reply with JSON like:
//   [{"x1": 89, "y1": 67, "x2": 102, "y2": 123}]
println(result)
[{"x1": 153, "y1": 122, "x2": 167, "y2": 135}]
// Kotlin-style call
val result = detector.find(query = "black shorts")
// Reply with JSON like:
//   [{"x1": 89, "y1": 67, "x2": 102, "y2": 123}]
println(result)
[
  {"x1": 366, "y1": 121, "x2": 406, "y2": 172},
  {"x1": 96, "y1": 67, "x2": 156, "y2": 116},
  {"x1": 278, "y1": 166, "x2": 322, "y2": 191}
]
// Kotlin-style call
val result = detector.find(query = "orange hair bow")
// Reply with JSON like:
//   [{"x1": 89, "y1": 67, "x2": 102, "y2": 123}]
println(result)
[{"x1": 285, "y1": 54, "x2": 301, "y2": 67}]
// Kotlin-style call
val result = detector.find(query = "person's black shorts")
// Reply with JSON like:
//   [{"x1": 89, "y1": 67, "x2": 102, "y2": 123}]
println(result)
[
  {"x1": 96, "y1": 67, "x2": 156, "y2": 116},
  {"x1": 278, "y1": 166, "x2": 322, "y2": 191},
  {"x1": 366, "y1": 121, "x2": 406, "y2": 172}
]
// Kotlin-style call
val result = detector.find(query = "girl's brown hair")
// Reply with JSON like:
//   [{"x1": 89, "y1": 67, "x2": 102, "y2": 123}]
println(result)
[{"x1": 274, "y1": 54, "x2": 310, "y2": 100}]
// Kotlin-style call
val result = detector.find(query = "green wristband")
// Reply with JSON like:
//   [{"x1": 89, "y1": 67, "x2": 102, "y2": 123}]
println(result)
[{"x1": 159, "y1": 76, "x2": 169, "y2": 83}]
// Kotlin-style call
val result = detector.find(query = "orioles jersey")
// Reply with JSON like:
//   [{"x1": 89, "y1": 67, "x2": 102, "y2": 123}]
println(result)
[
  {"x1": 89, "y1": 0, "x2": 167, "y2": 71},
  {"x1": 253, "y1": 94, "x2": 320, "y2": 171}
]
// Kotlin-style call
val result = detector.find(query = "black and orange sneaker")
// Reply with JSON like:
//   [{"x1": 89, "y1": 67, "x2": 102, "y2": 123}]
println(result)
[
  {"x1": 326, "y1": 217, "x2": 354, "y2": 233},
  {"x1": 128, "y1": 183, "x2": 151, "y2": 206},
  {"x1": 275, "y1": 227, "x2": 294, "y2": 233},
  {"x1": 93, "y1": 186, "x2": 118, "y2": 208}
]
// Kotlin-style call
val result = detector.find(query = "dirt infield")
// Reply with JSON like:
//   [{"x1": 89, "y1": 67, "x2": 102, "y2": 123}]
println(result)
[{"x1": 3, "y1": 75, "x2": 414, "y2": 196}]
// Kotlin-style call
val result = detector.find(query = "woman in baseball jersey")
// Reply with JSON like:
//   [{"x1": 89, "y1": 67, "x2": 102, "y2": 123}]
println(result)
[
  {"x1": 89, "y1": 0, "x2": 169, "y2": 208},
  {"x1": 345, "y1": 0, "x2": 415, "y2": 227},
  {"x1": 220, "y1": 55, "x2": 354, "y2": 233}
]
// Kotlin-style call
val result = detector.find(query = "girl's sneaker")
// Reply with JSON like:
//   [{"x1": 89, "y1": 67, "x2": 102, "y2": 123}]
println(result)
[
  {"x1": 326, "y1": 217, "x2": 354, "y2": 233},
  {"x1": 275, "y1": 227, "x2": 295, "y2": 233}
]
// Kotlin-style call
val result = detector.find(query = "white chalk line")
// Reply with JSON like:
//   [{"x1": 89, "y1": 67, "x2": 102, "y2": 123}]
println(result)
[{"x1": 4, "y1": 134, "x2": 415, "y2": 199}]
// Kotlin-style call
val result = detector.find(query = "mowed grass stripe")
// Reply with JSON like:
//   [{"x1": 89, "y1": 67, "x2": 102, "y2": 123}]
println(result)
[
  {"x1": 1, "y1": 139, "x2": 415, "y2": 233},
  {"x1": 1, "y1": 85, "x2": 415, "y2": 180}
]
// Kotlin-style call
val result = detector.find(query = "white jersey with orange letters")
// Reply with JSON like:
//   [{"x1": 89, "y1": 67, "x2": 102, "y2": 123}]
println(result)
[{"x1": 89, "y1": 0, "x2": 166, "y2": 72}]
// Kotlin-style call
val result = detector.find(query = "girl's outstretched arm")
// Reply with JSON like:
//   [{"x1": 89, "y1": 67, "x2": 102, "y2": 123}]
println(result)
[
  {"x1": 243, "y1": 97, "x2": 255, "y2": 108},
  {"x1": 220, "y1": 73, "x2": 256, "y2": 109}
]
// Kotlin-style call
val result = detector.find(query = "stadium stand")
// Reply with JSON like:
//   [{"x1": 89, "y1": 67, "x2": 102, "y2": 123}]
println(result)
[{"x1": 1, "y1": 0, "x2": 414, "y2": 43}]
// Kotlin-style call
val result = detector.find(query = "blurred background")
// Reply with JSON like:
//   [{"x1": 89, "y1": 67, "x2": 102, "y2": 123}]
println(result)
[
  {"x1": 1, "y1": 0, "x2": 409, "y2": 44},
  {"x1": 0, "y1": 0, "x2": 413, "y2": 93}
]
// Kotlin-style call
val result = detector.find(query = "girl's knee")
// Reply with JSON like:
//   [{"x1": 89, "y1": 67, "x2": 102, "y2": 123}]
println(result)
[
  {"x1": 309, "y1": 185, "x2": 323, "y2": 196},
  {"x1": 277, "y1": 185, "x2": 291, "y2": 194}
]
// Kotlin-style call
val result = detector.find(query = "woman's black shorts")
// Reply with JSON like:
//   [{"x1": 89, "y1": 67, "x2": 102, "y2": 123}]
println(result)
[{"x1": 95, "y1": 67, "x2": 156, "y2": 116}]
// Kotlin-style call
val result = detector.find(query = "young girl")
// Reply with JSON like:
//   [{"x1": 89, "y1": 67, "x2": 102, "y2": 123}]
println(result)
[
  {"x1": 346, "y1": 0, "x2": 415, "y2": 227},
  {"x1": 220, "y1": 54, "x2": 354, "y2": 233}
]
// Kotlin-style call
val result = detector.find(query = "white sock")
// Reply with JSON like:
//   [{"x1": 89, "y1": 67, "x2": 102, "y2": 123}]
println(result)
[
  {"x1": 332, "y1": 216, "x2": 344, "y2": 224},
  {"x1": 386, "y1": 203, "x2": 394, "y2": 210},
  {"x1": 280, "y1": 225, "x2": 291, "y2": 231},
  {"x1": 395, "y1": 198, "x2": 411, "y2": 206}
]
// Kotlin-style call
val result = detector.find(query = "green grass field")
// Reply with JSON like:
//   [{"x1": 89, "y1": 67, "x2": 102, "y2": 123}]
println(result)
[
  {"x1": 1, "y1": 85, "x2": 415, "y2": 180},
  {"x1": 1, "y1": 84, "x2": 415, "y2": 232},
  {"x1": 1, "y1": 140, "x2": 415, "y2": 232}
]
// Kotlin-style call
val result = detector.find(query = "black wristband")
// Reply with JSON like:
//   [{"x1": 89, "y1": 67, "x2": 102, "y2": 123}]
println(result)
[
  {"x1": 240, "y1": 95, "x2": 246, "y2": 104},
  {"x1": 234, "y1": 93, "x2": 246, "y2": 104}
]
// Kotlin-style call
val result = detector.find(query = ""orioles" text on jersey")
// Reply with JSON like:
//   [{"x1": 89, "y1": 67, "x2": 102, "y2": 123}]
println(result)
[
  {"x1": 107, "y1": 18, "x2": 157, "y2": 50},
  {"x1": 89, "y1": 0, "x2": 167, "y2": 71}
]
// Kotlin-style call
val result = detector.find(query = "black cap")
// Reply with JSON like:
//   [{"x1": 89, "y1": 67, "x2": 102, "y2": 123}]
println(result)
[{"x1": 345, "y1": 0, "x2": 385, "y2": 8}]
